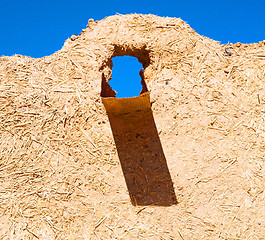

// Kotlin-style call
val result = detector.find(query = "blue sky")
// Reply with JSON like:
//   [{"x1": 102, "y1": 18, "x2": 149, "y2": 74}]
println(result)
[{"x1": 0, "y1": 0, "x2": 264, "y2": 97}]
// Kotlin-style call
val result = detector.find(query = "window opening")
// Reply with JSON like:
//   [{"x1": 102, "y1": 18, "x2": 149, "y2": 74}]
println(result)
[
  {"x1": 101, "y1": 65, "x2": 177, "y2": 205},
  {"x1": 110, "y1": 56, "x2": 143, "y2": 98}
]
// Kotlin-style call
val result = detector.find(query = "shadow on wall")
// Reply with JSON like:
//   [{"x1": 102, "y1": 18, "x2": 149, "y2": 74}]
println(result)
[{"x1": 101, "y1": 70, "x2": 177, "y2": 206}]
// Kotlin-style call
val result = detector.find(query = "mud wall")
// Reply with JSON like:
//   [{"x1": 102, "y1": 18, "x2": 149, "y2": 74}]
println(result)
[{"x1": 0, "y1": 14, "x2": 265, "y2": 239}]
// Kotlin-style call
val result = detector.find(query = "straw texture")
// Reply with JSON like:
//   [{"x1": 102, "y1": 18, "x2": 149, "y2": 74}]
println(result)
[{"x1": 0, "y1": 14, "x2": 265, "y2": 239}]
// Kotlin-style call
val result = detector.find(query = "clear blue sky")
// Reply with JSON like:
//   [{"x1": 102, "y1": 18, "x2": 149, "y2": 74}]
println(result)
[{"x1": 1, "y1": 0, "x2": 264, "y2": 97}]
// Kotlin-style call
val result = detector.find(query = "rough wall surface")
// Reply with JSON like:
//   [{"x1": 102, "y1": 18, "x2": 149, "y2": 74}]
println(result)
[{"x1": 0, "y1": 14, "x2": 265, "y2": 239}]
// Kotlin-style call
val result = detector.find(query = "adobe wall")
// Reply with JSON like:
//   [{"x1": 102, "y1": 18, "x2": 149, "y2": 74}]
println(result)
[{"x1": 0, "y1": 14, "x2": 265, "y2": 239}]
